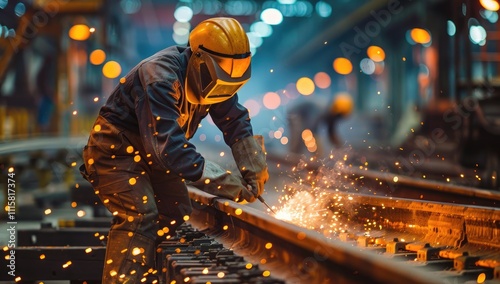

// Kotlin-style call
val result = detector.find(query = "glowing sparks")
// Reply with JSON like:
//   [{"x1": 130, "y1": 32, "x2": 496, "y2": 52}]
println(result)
[
  {"x1": 132, "y1": 247, "x2": 142, "y2": 256},
  {"x1": 272, "y1": 156, "x2": 376, "y2": 239},
  {"x1": 62, "y1": 261, "x2": 72, "y2": 268}
]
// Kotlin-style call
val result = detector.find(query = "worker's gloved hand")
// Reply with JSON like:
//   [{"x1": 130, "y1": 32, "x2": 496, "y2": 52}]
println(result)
[
  {"x1": 190, "y1": 160, "x2": 247, "y2": 202},
  {"x1": 231, "y1": 135, "x2": 269, "y2": 203}
]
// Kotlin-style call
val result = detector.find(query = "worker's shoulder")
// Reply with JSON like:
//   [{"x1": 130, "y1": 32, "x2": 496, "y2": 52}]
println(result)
[
  {"x1": 137, "y1": 46, "x2": 189, "y2": 85},
  {"x1": 139, "y1": 46, "x2": 187, "y2": 69}
]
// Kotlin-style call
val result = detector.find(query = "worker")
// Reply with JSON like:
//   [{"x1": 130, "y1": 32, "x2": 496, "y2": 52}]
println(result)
[
  {"x1": 287, "y1": 92, "x2": 353, "y2": 156},
  {"x1": 318, "y1": 92, "x2": 354, "y2": 149},
  {"x1": 79, "y1": 17, "x2": 269, "y2": 283}
]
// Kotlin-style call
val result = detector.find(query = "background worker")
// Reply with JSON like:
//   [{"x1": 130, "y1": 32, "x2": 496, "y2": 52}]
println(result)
[
  {"x1": 287, "y1": 92, "x2": 354, "y2": 157},
  {"x1": 317, "y1": 92, "x2": 354, "y2": 149},
  {"x1": 80, "y1": 17, "x2": 269, "y2": 283}
]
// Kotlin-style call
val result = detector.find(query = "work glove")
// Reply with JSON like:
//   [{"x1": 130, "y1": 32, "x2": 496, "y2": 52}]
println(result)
[
  {"x1": 231, "y1": 135, "x2": 269, "y2": 203},
  {"x1": 189, "y1": 160, "x2": 247, "y2": 202}
]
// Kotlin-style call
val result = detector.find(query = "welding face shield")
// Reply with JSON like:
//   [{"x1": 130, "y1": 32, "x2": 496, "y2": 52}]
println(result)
[{"x1": 185, "y1": 46, "x2": 251, "y2": 105}]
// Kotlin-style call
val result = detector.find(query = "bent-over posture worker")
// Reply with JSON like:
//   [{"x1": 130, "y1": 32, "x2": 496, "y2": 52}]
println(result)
[
  {"x1": 79, "y1": 17, "x2": 269, "y2": 283},
  {"x1": 287, "y1": 93, "x2": 353, "y2": 156}
]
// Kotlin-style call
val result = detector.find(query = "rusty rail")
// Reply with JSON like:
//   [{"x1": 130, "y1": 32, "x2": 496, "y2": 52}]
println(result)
[{"x1": 187, "y1": 186, "x2": 443, "y2": 284}]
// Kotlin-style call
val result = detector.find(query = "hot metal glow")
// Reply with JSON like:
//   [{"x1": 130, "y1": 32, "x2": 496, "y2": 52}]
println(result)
[{"x1": 273, "y1": 153, "x2": 387, "y2": 239}]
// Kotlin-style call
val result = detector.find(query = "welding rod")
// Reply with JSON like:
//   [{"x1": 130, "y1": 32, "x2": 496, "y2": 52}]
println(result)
[
  {"x1": 258, "y1": 195, "x2": 276, "y2": 215},
  {"x1": 247, "y1": 185, "x2": 276, "y2": 214}
]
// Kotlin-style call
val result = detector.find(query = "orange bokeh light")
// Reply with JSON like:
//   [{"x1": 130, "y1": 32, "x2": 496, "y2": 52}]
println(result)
[
  {"x1": 367, "y1": 46, "x2": 385, "y2": 62},
  {"x1": 89, "y1": 49, "x2": 106, "y2": 65},
  {"x1": 313, "y1": 72, "x2": 331, "y2": 89},
  {"x1": 296, "y1": 77, "x2": 315, "y2": 95},
  {"x1": 69, "y1": 24, "x2": 90, "y2": 41},
  {"x1": 480, "y1": 0, "x2": 500, "y2": 11},
  {"x1": 333, "y1": 57, "x2": 353, "y2": 75},
  {"x1": 410, "y1": 28, "x2": 431, "y2": 44},
  {"x1": 102, "y1": 61, "x2": 122, "y2": 79}
]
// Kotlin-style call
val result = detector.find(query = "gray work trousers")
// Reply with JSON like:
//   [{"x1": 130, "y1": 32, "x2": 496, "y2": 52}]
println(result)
[{"x1": 80, "y1": 115, "x2": 192, "y2": 283}]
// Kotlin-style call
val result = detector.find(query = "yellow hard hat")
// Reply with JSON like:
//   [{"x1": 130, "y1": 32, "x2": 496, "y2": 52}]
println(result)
[
  {"x1": 186, "y1": 17, "x2": 251, "y2": 104},
  {"x1": 331, "y1": 93, "x2": 354, "y2": 116}
]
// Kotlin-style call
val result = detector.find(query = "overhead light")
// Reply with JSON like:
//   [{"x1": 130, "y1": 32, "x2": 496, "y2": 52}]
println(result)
[
  {"x1": 480, "y1": 0, "x2": 499, "y2": 11},
  {"x1": 68, "y1": 24, "x2": 91, "y2": 41},
  {"x1": 410, "y1": 28, "x2": 431, "y2": 45},
  {"x1": 260, "y1": 8, "x2": 283, "y2": 25},
  {"x1": 174, "y1": 5, "x2": 193, "y2": 23}
]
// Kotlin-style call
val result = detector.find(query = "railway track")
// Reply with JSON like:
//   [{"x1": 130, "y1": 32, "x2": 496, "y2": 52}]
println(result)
[
  {"x1": 1, "y1": 180, "x2": 499, "y2": 283},
  {"x1": 186, "y1": 181, "x2": 500, "y2": 284},
  {"x1": 1, "y1": 139, "x2": 499, "y2": 283}
]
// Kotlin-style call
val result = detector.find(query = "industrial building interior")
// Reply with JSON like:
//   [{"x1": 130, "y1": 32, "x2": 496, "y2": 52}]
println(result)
[{"x1": 1, "y1": 0, "x2": 500, "y2": 283}]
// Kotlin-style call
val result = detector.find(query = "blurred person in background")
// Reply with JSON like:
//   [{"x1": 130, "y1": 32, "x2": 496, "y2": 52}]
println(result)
[
  {"x1": 317, "y1": 93, "x2": 354, "y2": 149},
  {"x1": 287, "y1": 92, "x2": 353, "y2": 157},
  {"x1": 79, "y1": 17, "x2": 269, "y2": 283}
]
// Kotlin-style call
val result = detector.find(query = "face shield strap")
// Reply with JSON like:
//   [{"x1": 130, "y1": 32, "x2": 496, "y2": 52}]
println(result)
[{"x1": 198, "y1": 45, "x2": 251, "y2": 59}]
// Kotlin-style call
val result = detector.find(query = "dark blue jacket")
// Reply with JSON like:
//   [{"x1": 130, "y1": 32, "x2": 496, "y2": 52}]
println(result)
[{"x1": 98, "y1": 46, "x2": 253, "y2": 181}]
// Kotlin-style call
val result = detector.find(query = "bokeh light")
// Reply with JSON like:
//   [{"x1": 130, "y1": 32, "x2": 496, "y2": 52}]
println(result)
[
  {"x1": 174, "y1": 6, "x2": 193, "y2": 22},
  {"x1": 316, "y1": 1, "x2": 332, "y2": 17},
  {"x1": 243, "y1": 99, "x2": 261, "y2": 117},
  {"x1": 69, "y1": 24, "x2": 91, "y2": 41},
  {"x1": 14, "y1": 2, "x2": 25, "y2": 17},
  {"x1": 313, "y1": 72, "x2": 331, "y2": 89},
  {"x1": 173, "y1": 21, "x2": 191, "y2": 36},
  {"x1": 469, "y1": 24, "x2": 487, "y2": 45},
  {"x1": 367, "y1": 46, "x2": 385, "y2": 62},
  {"x1": 284, "y1": 82, "x2": 300, "y2": 99},
  {"x1": 480, "y1": 0, "x2": 500, "y2": 11},
  {"x1": 263, "y1": 92, "x2": 281, "y2": 109},
  {"x1": 89, "y1": 49, "x2": 106, "y2": 65},
  {"x1": 296, "y1": 77, "x2": 315, "y2": 95},
  {"x1": 102, "y1": 61, "x2": 122, "y2": 79},
  {"x1": 251, "y1": 21, "x2": 273, "y2": 37},
  {"x1": 447, "y1": 20, "x2": 456, "y2": 36},
  {"x1": 247, "y1": 32, "x2": 263, "y2": 48},
  {"x1": 333, "y1": 57, "x2": 353, "y2": 75},
  {"x1": 410, "y1": 28, "x2": 431, "y2": 44},
  {"x1": 360, "y1": 58, "x2": 375, "y2": 75},
  {"x1": 261, "y1": 8, "x2": 283, "y2": 25}
]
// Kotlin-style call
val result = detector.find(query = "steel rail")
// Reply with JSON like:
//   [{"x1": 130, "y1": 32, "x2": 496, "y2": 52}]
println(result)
[
  {"x1": 266, "y1": 152, "x2": 500, "y2": 207},
  {"x1": 187, "y1": 186, "x2": 443, "y2": 284},
  {"x1": 343, "y1": 167, "x2": 500, "y2": 204}
]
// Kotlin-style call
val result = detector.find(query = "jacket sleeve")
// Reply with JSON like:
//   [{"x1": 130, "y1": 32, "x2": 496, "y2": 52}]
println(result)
[
  {"x1": 209, "y1": 94, "x2": 253, "y2": 147},
  {"x1": 135, "y1": 79, "x2": 204, "y2": 181}
]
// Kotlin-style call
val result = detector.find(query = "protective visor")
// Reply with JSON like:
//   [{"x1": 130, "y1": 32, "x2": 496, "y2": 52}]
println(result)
[{"x1": 185, "y1": 46, "x2": 251, "y2": 104}]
